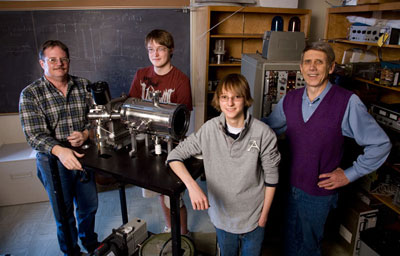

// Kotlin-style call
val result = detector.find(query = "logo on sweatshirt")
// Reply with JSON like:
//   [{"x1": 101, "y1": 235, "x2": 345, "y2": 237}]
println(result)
[{"x1": 247, "y1": 140, "x2": 260, "y2": 152}]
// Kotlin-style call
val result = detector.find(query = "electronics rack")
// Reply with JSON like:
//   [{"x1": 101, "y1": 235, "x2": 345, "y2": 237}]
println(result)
[{"x1": 241, "y1": 53, "x2": 304, "y2": 119}]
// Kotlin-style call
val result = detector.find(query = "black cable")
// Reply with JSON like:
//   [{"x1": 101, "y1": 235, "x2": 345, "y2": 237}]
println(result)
[{"x1": 159, "y1": 237, "x2": 173, "y2": 256}]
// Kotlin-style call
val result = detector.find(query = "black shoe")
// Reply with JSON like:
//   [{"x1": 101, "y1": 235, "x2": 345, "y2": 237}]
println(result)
[{"x1": 85, "y1": 241, "x2": 100, "y2": 254}]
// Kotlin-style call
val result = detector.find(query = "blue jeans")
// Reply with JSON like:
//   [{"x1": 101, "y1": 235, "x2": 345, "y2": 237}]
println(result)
[
  {"x1": 215, "y1": 226, "x2": 265, "y2": 256},
  {"x1": 284, "y1": 186, "x2": 338, "y2": 256},
  {"x1": 36, "y1": 152, "x2": 98, "y2": 255}
]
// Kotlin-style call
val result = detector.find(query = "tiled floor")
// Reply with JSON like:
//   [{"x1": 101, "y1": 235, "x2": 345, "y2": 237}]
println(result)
[{"x1": 0, "y1": 179, "x2": 349, "y2": 256}]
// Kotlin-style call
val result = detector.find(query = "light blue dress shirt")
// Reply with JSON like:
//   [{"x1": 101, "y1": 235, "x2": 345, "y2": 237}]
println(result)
[{"x1": 262, "y1": 82, "x2": 392, "y2": 182}]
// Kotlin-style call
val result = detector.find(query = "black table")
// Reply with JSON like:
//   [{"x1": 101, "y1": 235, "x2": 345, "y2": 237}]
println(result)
[{"x1": 76, "y1": 140, "x2": 203, "y2": 256}]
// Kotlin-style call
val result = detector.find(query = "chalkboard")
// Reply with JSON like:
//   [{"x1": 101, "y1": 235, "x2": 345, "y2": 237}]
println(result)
[{"x1": 0, "y1": 9, "x2": 190, "y2": 113}]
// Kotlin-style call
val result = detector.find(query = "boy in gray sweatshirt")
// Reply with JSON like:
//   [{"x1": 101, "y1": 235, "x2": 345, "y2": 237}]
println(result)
[{"x1": 167, "y1": 73, "x2": 280, "y2": 255}]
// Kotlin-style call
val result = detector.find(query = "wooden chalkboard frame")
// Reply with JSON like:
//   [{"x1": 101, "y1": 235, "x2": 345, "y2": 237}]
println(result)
[
  {"x1": 0, "y1": 5, "x2": 190, "y2": 113},
  {"x1": 0, "y1": 1, "x2": 190, "y2": 10}
]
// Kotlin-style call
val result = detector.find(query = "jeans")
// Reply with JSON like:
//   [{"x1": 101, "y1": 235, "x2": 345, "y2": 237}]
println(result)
[
  {"x1": 215, "y1": 226, "x2": 265, "y2": 256},
  {"x1": 284, "y1": 186, "x2": 338, "y2": 256},
  {"x1": 36, "y1": 152, "x2": 98, "y2": 255}
]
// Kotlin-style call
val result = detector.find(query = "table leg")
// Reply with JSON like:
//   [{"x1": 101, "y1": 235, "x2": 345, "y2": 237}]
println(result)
[
  {"x1": 170, "y1": 194, "x2": 182, "y2": 256},
  {"x1": 118, "y1": 183, "x2": 128, "y2": 224}
]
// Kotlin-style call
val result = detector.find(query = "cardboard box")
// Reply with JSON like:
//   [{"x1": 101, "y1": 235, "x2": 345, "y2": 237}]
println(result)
[
  {"x1": 0, "y1": 143, "x2": 48, "y2": 206},
  {"x1": 341, "y1": 48, "x2": 378, "y2": 64}
]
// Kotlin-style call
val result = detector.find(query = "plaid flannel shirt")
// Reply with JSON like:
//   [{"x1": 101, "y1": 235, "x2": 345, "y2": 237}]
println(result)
[{"x1": 19, "y1": 75, "x2": 92, "y2": 154}]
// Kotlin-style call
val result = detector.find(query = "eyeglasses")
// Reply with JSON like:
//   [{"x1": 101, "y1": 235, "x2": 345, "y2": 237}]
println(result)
[
  {"x1": 219, "y1": 95, "x2": 243, "y2": 102},
  {"x1": 45, "y1": 57, "x2": 70, "y2": 64},
  {"x1": 147, "y1": 47, "x2": 168, "y2": 54}
]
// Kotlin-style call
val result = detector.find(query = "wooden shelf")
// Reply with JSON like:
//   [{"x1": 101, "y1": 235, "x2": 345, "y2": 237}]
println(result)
[
  {"x1": 210, "y1": 34, "x2": 263, "y2": 39},
  {"x1": 371, "y1": 193, "x2": 400, "y2": 215},
  {"x1": 355, "y1": 77, "x2": 400, "y2": 92},
  {"x1": 209, "y1": 63, "x2": 241, "y2": 67},
  {"x1": 207, "y1": 5, "x2": 312, "y2": 15},
  {"x1": 330, "y1": 39, "x2": 400, "y2": 49},
  {"x1": 327, "y1": 2, "x2": 400, "y2": 14}
]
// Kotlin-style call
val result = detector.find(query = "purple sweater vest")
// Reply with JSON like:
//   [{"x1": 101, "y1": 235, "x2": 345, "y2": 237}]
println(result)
[{"x1": 283, "y1": 85, "x2": 353, "y2": 196}]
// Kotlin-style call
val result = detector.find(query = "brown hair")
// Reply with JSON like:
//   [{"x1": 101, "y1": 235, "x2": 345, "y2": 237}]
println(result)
[
  {"x1": 211, "y1": 73, "x2": 253, "y2": 112},
  {"x1": 39, "y1": 40, "x2": 69, "y2": 60},
  {"x1": 145, "y1": 29, "x2": 174, "y2": 58},
  {"x1": 301, "y1": 41, "x2": 335, "y2": 68}
]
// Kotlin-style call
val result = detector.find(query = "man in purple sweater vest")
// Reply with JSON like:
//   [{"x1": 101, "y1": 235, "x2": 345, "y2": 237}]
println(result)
[{"x1": 263, "y1": 41, "x2": 391, "y2": 256}]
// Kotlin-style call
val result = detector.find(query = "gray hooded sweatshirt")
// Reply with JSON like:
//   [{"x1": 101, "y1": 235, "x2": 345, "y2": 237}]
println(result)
[{"x1": 167, "y1": 112, "x2": 280, "y2": 234}]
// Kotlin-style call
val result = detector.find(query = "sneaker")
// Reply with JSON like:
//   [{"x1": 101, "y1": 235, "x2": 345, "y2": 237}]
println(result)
[
  {"x1": 163, "y1": 226, "x2": 192, "y2": 239},
  {"x1": 85, "y1": 241, "x2": 100, "y2": 254},
  {"x1": 183, "y1": 231, "x2": 192, "y2": 240},
  {"x1": 163, "y1": 226, "x2": 171, "y2": 233}
]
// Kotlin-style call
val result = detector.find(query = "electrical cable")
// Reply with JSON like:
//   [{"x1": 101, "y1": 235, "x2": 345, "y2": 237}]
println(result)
[
  {"x1": 370, "y1": 183, "x2": 397, "y2": 197},
  {"x1": 197, "y1": 6, "x2": 245, "y2": 40}
]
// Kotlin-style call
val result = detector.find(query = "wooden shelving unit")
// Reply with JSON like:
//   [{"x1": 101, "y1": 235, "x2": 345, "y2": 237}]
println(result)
[
  {"x1": 324, "y1": 2, "x2": 400, "y2": 63},
  {"x1": 323, "y1": 3, "x2": 400, "y2": 108},
  {"x1": 323, "y1": 2, "x2": 400, "y2": 104},
  {"x1": 192, "y1": 6, "x2": 311, "y2": 129},
  {"x1": 325, "y1": 3, "x2": 400, "y2": 217}
]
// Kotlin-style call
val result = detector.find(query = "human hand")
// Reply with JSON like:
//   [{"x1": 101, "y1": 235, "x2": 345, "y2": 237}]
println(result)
[
  {"x1": 258, "y1": 214, "x2": 268, "y2": 227},
  {"x1": 187, "y1": 183, "x2": 209, "y2": 210},
  {"x1": 52, "y1": 145, "x2": 85, "y2": 170},
  {"x1": 318, "y1": 167, "x2": 350, "y2": 190},
  {"x1": 67, "y1": 130, "x2": 88, "y2": 147},
  {"x1": 168, "y1": 161, "x2": 209, "y2": 210}
]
